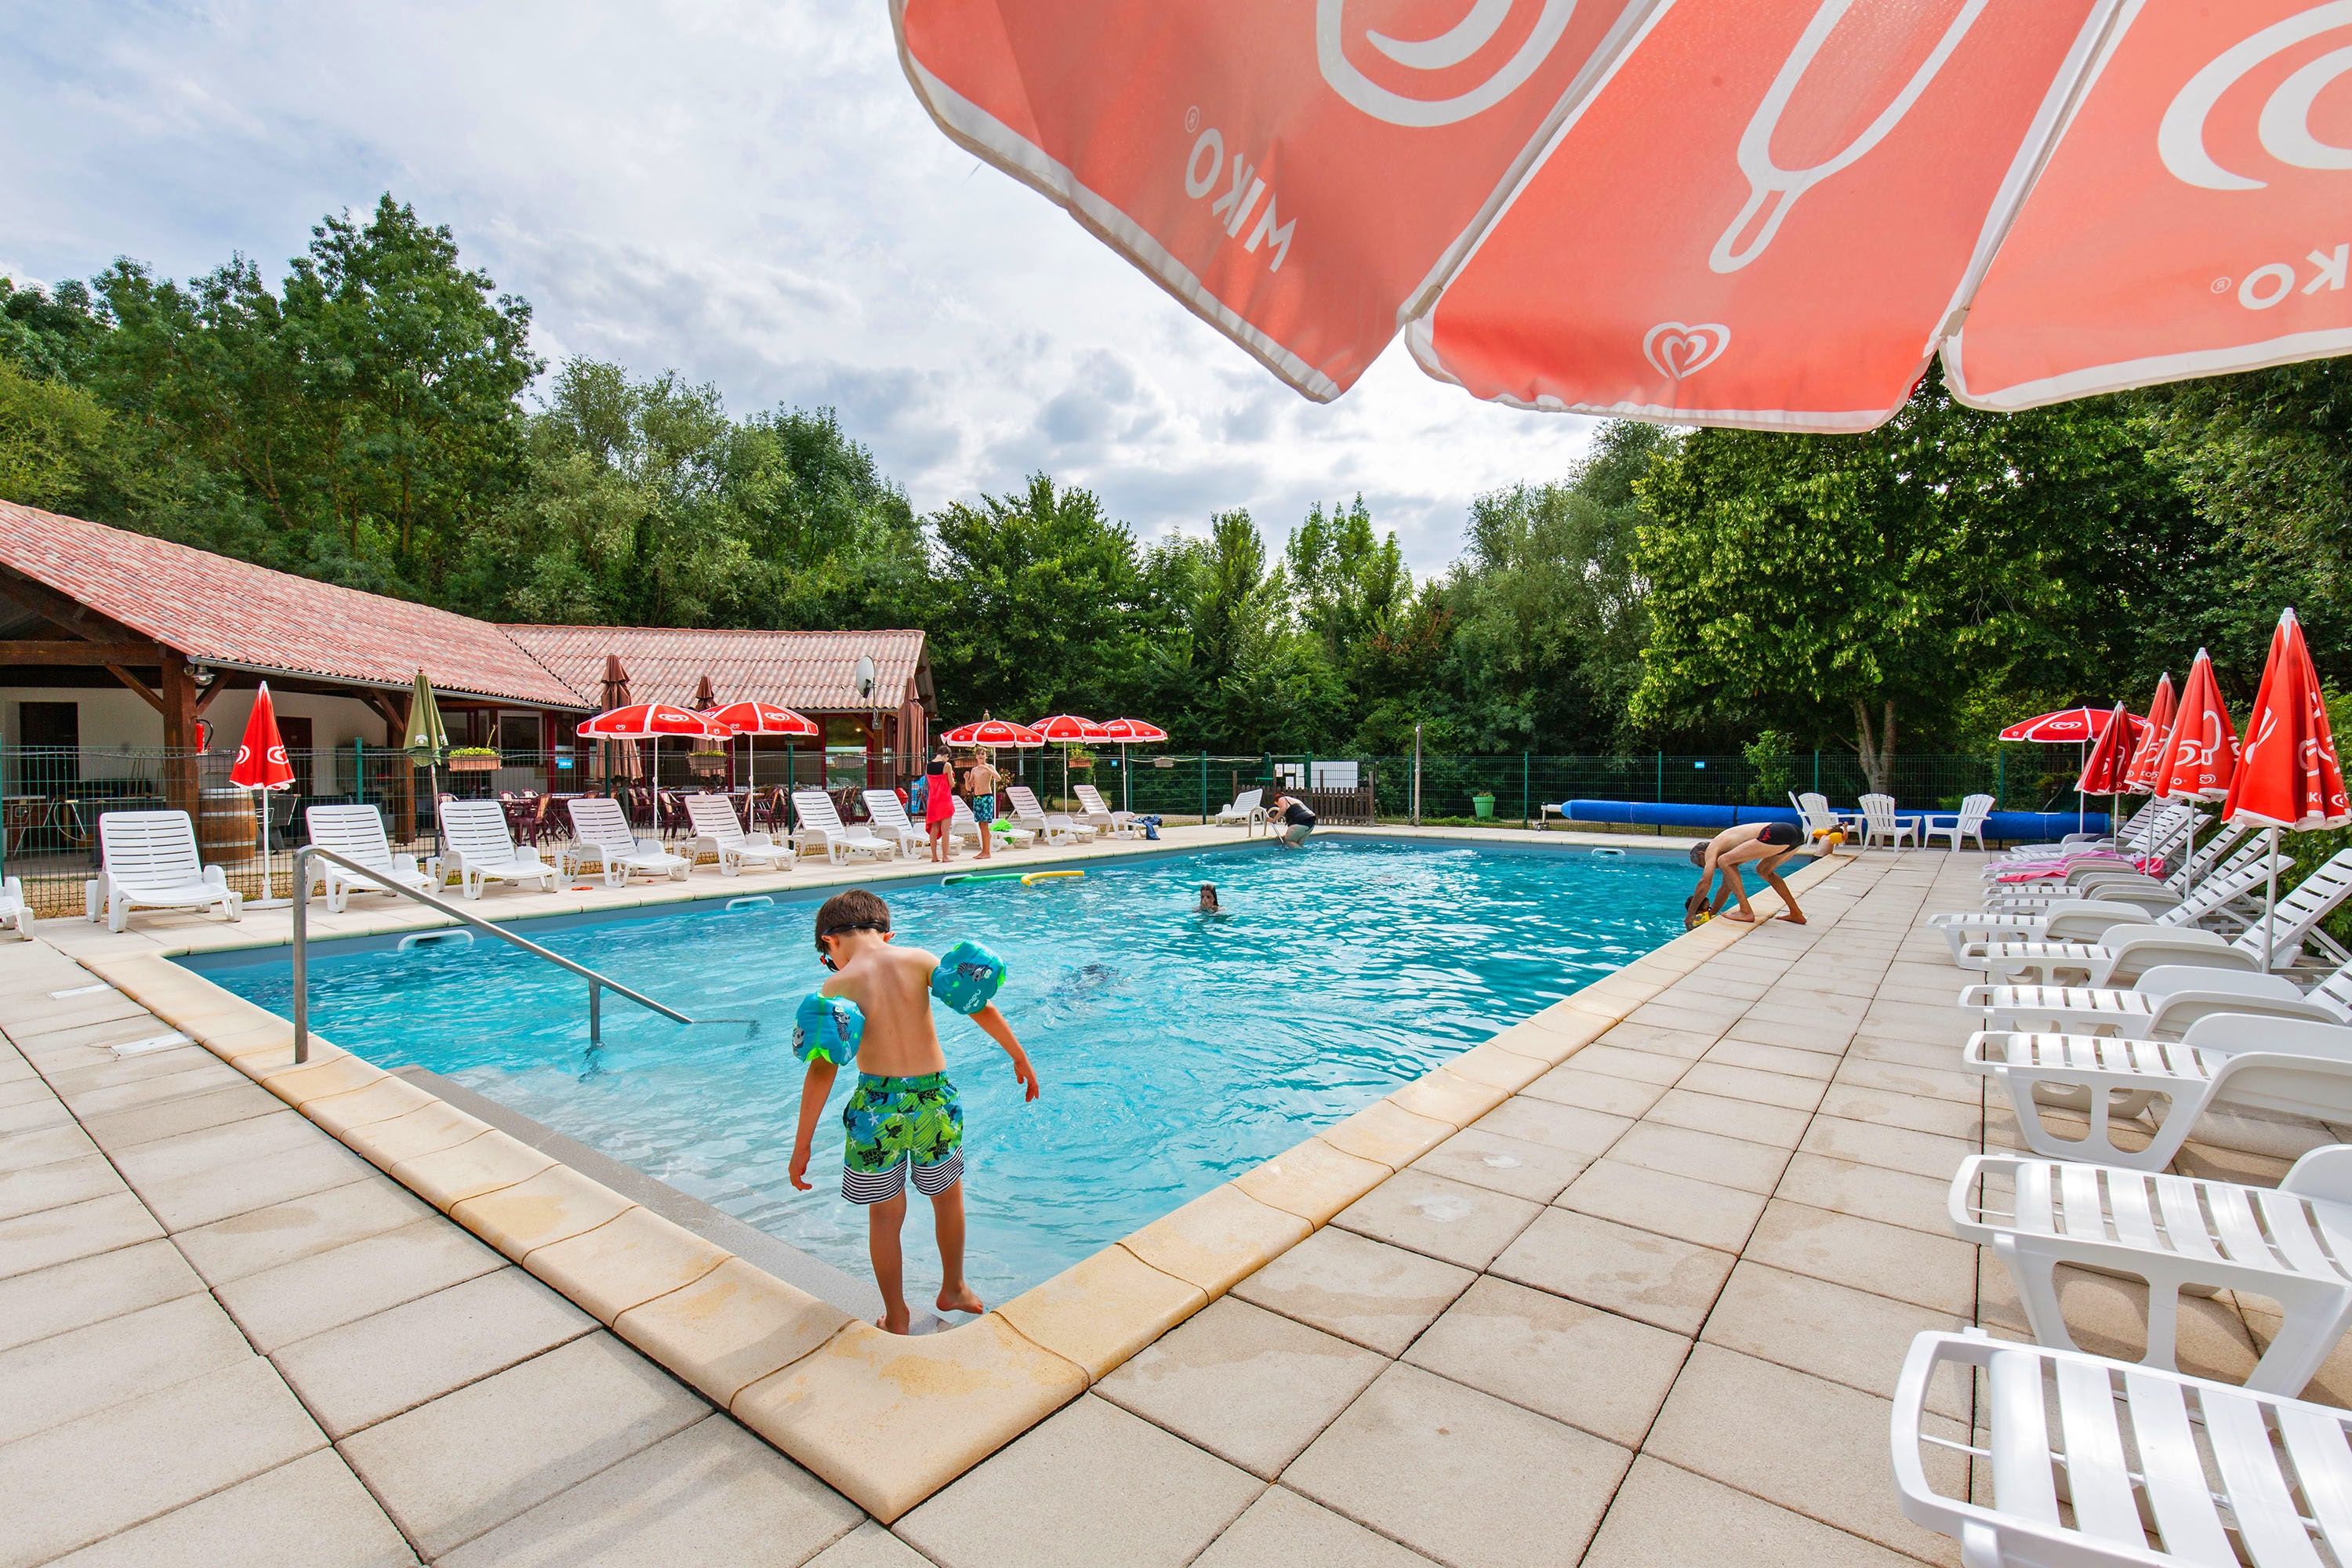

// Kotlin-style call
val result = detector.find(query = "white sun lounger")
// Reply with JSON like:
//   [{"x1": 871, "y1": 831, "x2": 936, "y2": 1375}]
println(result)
[
  {"x1": 1986, "y1": 810, "x2": 2201, "y2": 884},
  {"x1": 790, "y1": 791, "x2": 896, "y2": 866},
  {"x1": 1073, "y1": 783, "x2": 1141, "y2": 837},
  {"x1": 564, "y1": 797, "x2": 691, "y2": 886},
  {"x1": 1969, "y1": 822, "x2": 2257, "y2": 916},
  {"x1": 1893, "y1": 1328, "x2": 2352, "y2": 1567},
  {"x1": 1933, "y1": 847, "x2": 2274, "y2": 969},
  {"x1": 1214, "y1": 788, "x2": 1267, "y2": 831},
  {"x1": 1960, "y1": 958, "x2": 2352, "y2": 1040},
  {"x1": 0, "y1": 875, "x2": 31, "y2": 939},
  {"x1": 1962, "y1": 860, "x2": 2287, "y2": 986},
  {"x1": 90, "y1": 811, "x2": 241, "y2": 932},
  {"x1": 861, "y1": 789, "x2": 928, "y2": 857},
  {"x1": 303, "y1": 804, "x2": 435, "y2": 913},
  {"x1": 951, "y1": 796, "x2": 1029, "y2": 850},
  {"x1": 682, "y1": 795, "x2": 789, "y2": 875},
  {"x1": 1964, "y1": 1011, "x2": 2352, "y2": 1172},
  {"x1": 1989, "y1": 797, "x2": 2184, "y2": 861},
  {"x1": 437, "y1": 800, "x2": 557, "y2": 899},
  {"x1": 1007, "y1": 786, "x2": 1092, "y2": 844},
  {"x1": 1951, "y1": 1148, "x2": 2352, "y2": 1394}
]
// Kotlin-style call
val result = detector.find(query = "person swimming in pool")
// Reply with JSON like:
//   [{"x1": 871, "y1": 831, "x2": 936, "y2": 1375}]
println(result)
[
  {"x1": 1686, "y1": 820, "x2": 1815, "y2": 927},
  {"x1": 1197, "y1": 884, "x2": 1222, "y2": 915}
]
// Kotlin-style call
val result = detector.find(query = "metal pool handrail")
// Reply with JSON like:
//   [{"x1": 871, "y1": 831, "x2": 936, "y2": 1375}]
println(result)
[{"x1": 289, "y1": 844, "x2": 702, "y2": 1064}]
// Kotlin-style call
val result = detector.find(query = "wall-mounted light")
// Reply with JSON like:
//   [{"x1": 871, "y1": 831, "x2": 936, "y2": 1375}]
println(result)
[{"x1": 191, "y1": 665, "x2": 216, "y2": 688}]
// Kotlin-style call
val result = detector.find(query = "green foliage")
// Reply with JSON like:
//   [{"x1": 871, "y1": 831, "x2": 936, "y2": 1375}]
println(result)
[
  {"x1": 1742, "y1": 729, "x2": 1799, "y2": 806},
  {"x1": 0, "y1": 359, "x2": 114, "y2": 511}
]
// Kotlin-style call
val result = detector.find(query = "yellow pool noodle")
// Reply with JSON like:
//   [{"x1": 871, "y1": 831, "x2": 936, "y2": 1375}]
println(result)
[{"x1": 1020, "y1": 871, "x2": 1085, "y2": 886}]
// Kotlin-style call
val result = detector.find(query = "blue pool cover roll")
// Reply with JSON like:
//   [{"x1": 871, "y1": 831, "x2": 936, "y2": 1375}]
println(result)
[{"x1": 1558, "y1": 800, "x2": 2101, "y2": 843}]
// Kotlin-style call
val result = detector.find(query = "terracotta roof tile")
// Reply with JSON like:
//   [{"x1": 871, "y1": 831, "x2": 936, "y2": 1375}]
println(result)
[{"x1": 500, "y1": 626, "x2": 931, "y2": 714}]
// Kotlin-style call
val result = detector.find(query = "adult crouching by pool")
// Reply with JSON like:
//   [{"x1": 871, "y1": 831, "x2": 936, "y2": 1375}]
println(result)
[
  {"x1": 1686, "y1": 820, "x2": 1817, "y2": 927},
  {"x1": 1269, "y1": 793, "x2": 1317, "y2": 848}
]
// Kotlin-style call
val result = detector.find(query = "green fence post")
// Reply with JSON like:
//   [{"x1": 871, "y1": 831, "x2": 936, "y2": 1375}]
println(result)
[
  {"x1": 1522, "y1": 751, "x2": 1530, "y2": 827},
  {"x1": 1200, "y1": 751, "x2": 1207, "y2": 822},
  {"x1": 1654, "y1": 751, "x2": 1663, "y2": 802},
  {"x1": 1813, "y1": 750, "x2": 1820, "y2": 795}
]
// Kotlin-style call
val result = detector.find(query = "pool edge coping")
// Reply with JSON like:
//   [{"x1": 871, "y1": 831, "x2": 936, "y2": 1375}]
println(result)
[{"x1": 62, "y1": 829, "x2": 1847, "y2": 1522}]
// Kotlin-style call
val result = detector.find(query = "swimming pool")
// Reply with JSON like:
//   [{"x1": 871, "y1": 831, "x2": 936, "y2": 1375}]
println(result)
[{"x1": 191, "y1": 839, "x2": 1692, "y2": 1302}]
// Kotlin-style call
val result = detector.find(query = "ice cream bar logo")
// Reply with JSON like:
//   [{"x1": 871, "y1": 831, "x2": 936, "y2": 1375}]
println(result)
[
  {"x1": 1316, "y1": 0, "x2": 1580, "y2": 126},
  {"x1": 1643, "y1": 321, "x2": 1731, "y2": 381}
]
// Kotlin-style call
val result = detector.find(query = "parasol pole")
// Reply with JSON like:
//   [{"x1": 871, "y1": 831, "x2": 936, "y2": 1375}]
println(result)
[
  {"x1": 2263, "y1": 826, "x2": 2281, "y2": 972},
  {"x1": 2077, "y1": 739, "x2": 2085, "y2": 837}
]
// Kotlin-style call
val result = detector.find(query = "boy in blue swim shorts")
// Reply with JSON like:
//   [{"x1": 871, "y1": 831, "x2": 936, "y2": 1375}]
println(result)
[{"x1": 789, "y1": 888, "x2": 1040, "y2": 1334}]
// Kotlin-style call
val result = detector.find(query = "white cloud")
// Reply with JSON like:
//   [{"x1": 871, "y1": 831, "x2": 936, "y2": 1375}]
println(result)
[{"x1": 0, "y1": 1, "x2": 1601, "y2": 576}]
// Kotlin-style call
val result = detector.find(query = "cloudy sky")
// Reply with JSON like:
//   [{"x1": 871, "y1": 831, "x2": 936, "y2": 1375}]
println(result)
[{"x1": 1, "y1": 2, "x2": 1601, "y2": 575}]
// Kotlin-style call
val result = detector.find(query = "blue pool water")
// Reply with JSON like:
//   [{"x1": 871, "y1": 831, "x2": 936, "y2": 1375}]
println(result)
[{"x1": 194, "y1": 840, "x2": 1691, "y2": 1302}]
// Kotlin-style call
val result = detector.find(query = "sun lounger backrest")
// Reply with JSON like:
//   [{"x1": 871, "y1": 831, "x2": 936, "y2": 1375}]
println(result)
[
  {"x1": 440, "y1": 799, "x2": 521, "y2": 862},
  {"x1": 793, "y1": 790, "x2": 848, "y2": 834},
  {"x1": 100, "y1": 811, "x2": 203, "y2": 886},
  {"x1": 684, "y1": 795, "x2": 746, "y2": 848},
  {"x1": 863, "y1": 790, "x2": 915, "y2": 830},
  {"x1": 567, "y1": 796, "x2": 638, "y2": 852},
  {"x1": 1007, "y1": 786, "x2": 1045, "y2": 819},
  {"x1": 2231, "y1": 849, "x2": 2352, "y2": 961},
  {"x1": 304, "y1": 804, "x2": 397, "y2": 869},
  {"x1": 1233, "y1": 789, "x2": 1261, "y2": 813},
  {"x1": 1076, "y1": 785, "x2": 1116, "y2": 815},
  {"x1": 2168, "y1": 859, "x2": 2282, "y2": 925}
]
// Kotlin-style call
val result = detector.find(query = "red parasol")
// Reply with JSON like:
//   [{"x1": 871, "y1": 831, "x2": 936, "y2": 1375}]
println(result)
[
  {"x1": 1029, "y1": 715, "x2": 1107, "y2": 806},
  {"x1": 706, "y1": 701, "x2": 819, "y2": 738},
  {"x1": 231, "y1": 683, "x2": 296, "y2": 903},
  {"x1": 943, "y1": 717, "x2": 1047, "y2": 748},
  {"x1": 1998, "y1": 706, "x2": 2140, "y2": 744},
  {"x1": 2122, "y1": 673, "x2": 2176, "y2": 796},
  {"x1": 1095, "y1": 717, "x2": 1169, "y2": 812},
  {"x1": 2074, "y1": 704, "x2": 2140, "y2": 797},
  {"x1": 2224, "y1": 610, "x2": 2347, "y2": 970},
  {"x1": 2154, "y1": 650, "x2": 2240, "y2": 803},
  {"x1": 576, "y1": 702, "x2": 728, "y2": 740}
]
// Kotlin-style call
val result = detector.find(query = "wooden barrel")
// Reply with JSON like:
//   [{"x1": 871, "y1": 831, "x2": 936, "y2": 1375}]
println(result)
[{"x1": 198, "y1": 788, "x2": 257, "y2": 866}]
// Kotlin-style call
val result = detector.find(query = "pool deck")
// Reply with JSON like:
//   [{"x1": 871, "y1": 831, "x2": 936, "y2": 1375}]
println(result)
[{"x1": 5, "y1": 830, "x2": 2346, "y2": 1565}]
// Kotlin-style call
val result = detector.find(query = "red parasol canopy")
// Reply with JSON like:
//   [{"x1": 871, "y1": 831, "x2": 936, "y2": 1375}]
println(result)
[
  {"x1": 229, "y1": 682, "x2": 296, "y2": 792},
  {"x1": 2154, "y1": 649, "x2": 2241, "y2": 803},
  {"x1": 576, "y1": 702, "x2": 728, "y2": 740},
  {"x1": 2225, "y1": 611, "x2": 2349, "y2": 833},
  {"x1": 706, "y1": 700, "x2": 820, "y2": 738},
  {"x1": 2075, "y1": 704, "x2": 2140, "y2": 797},
  {"x1": 1029, "y1": 714, "x2": 1108, "y2": 742},
  {"x1": 1998, "y1": 706, "x2": 2141, "y2": 744},
  {"x1": 943, "y1": 717, "x2": 1046, "y2": 748},
  {"x1": 894, "y1": 5, "x2": 2352, "y2": 431},
  {"x1": 2122, "y1": 673, "x2": 2176, "y2": 796},
  {"x1": 1096, "y1": 717, "x2": 1169, "y2": 743}
]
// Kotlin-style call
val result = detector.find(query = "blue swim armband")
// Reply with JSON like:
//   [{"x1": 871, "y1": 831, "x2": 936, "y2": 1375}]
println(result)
[
  {"x1": 930, "y1": 940, "x2": 1007, "y2": 1016},
  {"x1": 792, "y1": 992, "x2": 862, "y2": 1066}
]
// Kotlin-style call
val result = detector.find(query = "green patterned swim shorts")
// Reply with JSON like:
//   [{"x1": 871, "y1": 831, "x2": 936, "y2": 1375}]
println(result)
[{"x1": 840, "y1": 1071, "x2": 964, "y2": 1203}]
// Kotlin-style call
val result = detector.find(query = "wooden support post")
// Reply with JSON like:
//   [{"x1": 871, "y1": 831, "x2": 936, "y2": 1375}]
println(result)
[{"x1": 160, "y1": 650, "x2": 199, "y2": 818}]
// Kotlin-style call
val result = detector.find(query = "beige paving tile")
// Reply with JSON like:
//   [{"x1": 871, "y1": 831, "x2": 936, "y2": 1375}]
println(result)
[
  {"x1": 1565, "y1": 1042, "x2": 1691, "y2": 1086},
  {"x1": 0, "y1": 1190, "x2": 164, "y2": 1281},
  {"x1": 0, "y1": 1152, "x2": 125, "y2": 1222},
  {"x1": 1230, "y1": 1135, "x2": 1390, "y2": 1226},
  {"x1": 614, "y1": 1257, "x2": 857, "y2": 1406},
  {"x1": 1095, "y1": 1298, "x2": 1387, "y2": 1480},
  {"x1": 1606, "y1": 1120, "x2": 1791, "y2": 1195},
  {"x1": 1703, "y1": 1262, "x2": 1968, "y2": 1417},
  {"x1": 1831, "y1": 1054, "x2": 1983, "y2": 1105},
  {"x1": 1191, "y1": 1485, "x2": 1439, "y2": 1568},
  {"x1": 435, "y1": 1414, "x2": 858, "y2": 1568},
  {"x1": 78, "y1": 1080, "x2": 283, "y2": 1151},
  {"x1": 107, "y1": 1108, "x2": 318, "y2": 1191},
  {"x1": 172, "y1": 1176, "x2": 430, "y2": 1285},
  {"x1": 0, "y1": 1120, "x2": 97, "y2": 1174},
  {"x1": 1774, "y1": 1152, "x2": 1953, "y2": 1235},
  {"x1": 0, "y1": 1356, "x2": 328, "y2": 1568},
  {"x1": 0, "y1": 1290, "x2": 255, "y2": 1448},
  {"x1": 390, "y1": 1128, "x2": 556, "y2": 1211},
  {"x1": 805, "y1": 1521, "x2": 938, "y2": 1568},
  {"x1": 1123, "y1": 1184, "x2": 1312, "y2": 1297},
  {"x1": 130, "y1": 1137, "x2": 376, "y2": 1232},
  {"x1": 1817, "y1": 1081, "x2": 1987, "y2": 1142},
  {"x1": 1644, "y1": 1088, "x2": 1813, "y2": 1149},
  {"x1": 1490, "y1": 1207, "x2": 1734, "y2": 1336},
  {"x1": 338, "y1": 1331, "x2": 710, "y2": 1560},
  {"x1": 1675, "y1": 1061, "x2": 1828, "y2": 1112},
  {"x1": 523, "y1": 1207, "x2": 731, "y2": 1324},
  {"x1": 1645, "y1": 1345, "x2": 1962, "y2": 1565},
  {"x1": 1320, "y1": 1100, "x2": 1454, "y2": 1171},
  {"x1": 1720, "y1": 1017, "x2": 1853, "y2": 1056},
  {"x1": 1595, "y1": 1022, "x2": 1719, "y2": 1060},
  {"x1": 1408, "y1": 1127, "x2": 1589, "y2": 1204},
  {"x1": 1284, "y1": 1362, "x2": 1632, "y2": 1568},
  {"x1": 42, "y1": 1449, "x2": 416, "y2": 1568},
  {"x1": 61, "y1": 1062, "x2": 251, "y2": 1120},
  {"x1": 215, "y1": 1217, "x2": 507, "y2": 1351},
  {"x1": 1333, "y1": 1168, "x2": 1541, "y2": 1272},
  {"x1": 1403, "y1": 1275, "x2": 1687, "y2": 1448},
  {"x1": 449, "y1": 1163, "x2": 635, "y2": 1262},
  {"x1": 1519, "y1": 1065, "x2": 1670, "y2": 1118},
  {"x1": 1744, "y1": 1200, "x2": 1977, "y2": 1315},
  {"x1": 336, "y1": 1100, "x2": 487, "y2": 1169},
  {"x1": 0, "y1": 1237, "x2": 204, "y2": 1356},
  {"x1": 1701, "y1": 1036, "x2": 1845, "y2": 1080},
  {"x1": 897, "y1": 1393, "x2": 1262, "y2": 1568},
  {"x1": 1847, "y1": 1034, "x2": 1960, "y2": 1072},
  {"x1": 1468, "y1": 1096, "x2": 1631, "y2": 1160},
  {"x1": 1231, "y1": 1225, "x2": 1474, "y2": 1356},
  {"x1": 1583, "y1": 1456, "x2": 1924, "y2": 1568},
  {"x1": 1556, "y1": 1160, "x2": 1768, "y2": 1254},
  {"x1": 1799, "y1": 1116, "x2": 1974, "y2": 1181},
  {"x1": 1388, "y1": 1065, "x2": 1510, "y2": 1128}
]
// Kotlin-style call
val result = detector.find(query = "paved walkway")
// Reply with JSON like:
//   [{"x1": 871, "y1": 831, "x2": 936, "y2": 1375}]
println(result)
[{"x1": 5, "y1": 843, "x2": 2343, "y2": 1565}]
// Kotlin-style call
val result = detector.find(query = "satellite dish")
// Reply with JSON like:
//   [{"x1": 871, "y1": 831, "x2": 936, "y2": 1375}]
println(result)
[{"x1": 854, "y1": 655, "x2": 876, "y2": 702}]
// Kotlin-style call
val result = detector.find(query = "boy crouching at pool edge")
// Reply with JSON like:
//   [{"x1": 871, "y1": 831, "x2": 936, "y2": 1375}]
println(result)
[{"x1": 788, "y1": 888, "x2": 1040, "y2": 1334}]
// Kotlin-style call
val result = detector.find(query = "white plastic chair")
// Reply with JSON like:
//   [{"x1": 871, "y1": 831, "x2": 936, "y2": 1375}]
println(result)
[
  {"x1": 1921, "y1": 793, "x2": 1992, "y2": 852},
  {"x1": 1857, "y1": 793, "x2": 1918, "y2": 850},
  {"x1": 0, "y1": 875, "x2": 31, "y2": 940},
  {"x1": 90, "y1": 811, "x2": 241, "y2": 932},
  {"x1": 1213, "y1": 788, "x2": 1267, "y2": 831},
  {"x1": 1006, "y1": 786, "x2": 1092, "y2": 844},
  {"x1": 1073, "y1": 784, "x2": 1142, "y2": 837},
  {"x1": 1965, "y1": 1012, "x2": 2352, "y2": 1172},
  {"x1": 303, "y1": 804, "x2": 435, "y2": 913},
  {"x1": 437, "y1": 800, "x2": 557, "y2": 900},
  {"x1": 682, "y1": 795, "x2": 788, "y2": 876},
  {"x1": 1951, "y1": 1148, "x2": 2352, "y2": 1393},
  {"x1": 1893, "y1": 1328, "x2": 2352, "y2": 1567},
  {"x1": 564, "y1": 797, "x2": 691, "y2": 886},
  {"x1": 789, "y1": 791, "x2": 896, "y2": 866},
  {"x1": 861, "y1": 789, "x2": 927, "y2": 857}
]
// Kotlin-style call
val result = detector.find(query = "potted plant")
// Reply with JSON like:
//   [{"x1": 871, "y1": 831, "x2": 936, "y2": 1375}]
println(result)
[
  {"x1": 448, "y1": 746, "x2": 500, "y2": 773},
  {"x1": 687, "y1": 749, "x2": 730, "y2": 779},
  {"x1": 1472, "y1": 790, "x2": 1496, "y2": 819},
  {"x1": 1067, "y1": 748, "x2": 1096, "y2": 771}
]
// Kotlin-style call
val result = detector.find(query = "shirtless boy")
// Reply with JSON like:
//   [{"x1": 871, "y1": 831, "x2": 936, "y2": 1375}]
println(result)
[
  {"x1": 788, "y1": 888, "x2": 1040, "y2": 1333},
  {"x1": 1686, "y1": 821, "x2": 1817, "y2": 927}
]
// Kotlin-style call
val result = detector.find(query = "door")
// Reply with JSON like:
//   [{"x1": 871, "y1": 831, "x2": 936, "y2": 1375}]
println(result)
[
  {"x1": 18, "y1": 701, "x2": 78, "y2": 785},
  {"x1": 278, "y1": 717, "x2": 315, "y2": 797}
]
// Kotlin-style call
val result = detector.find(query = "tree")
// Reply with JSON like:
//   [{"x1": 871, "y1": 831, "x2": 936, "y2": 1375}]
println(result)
[{"x1": 0, "y1": 360, "x2": 115, "y2": 512}]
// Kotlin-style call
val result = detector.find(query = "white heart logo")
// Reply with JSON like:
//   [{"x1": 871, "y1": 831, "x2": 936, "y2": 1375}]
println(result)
[{"x1": 1642, "y1": 321, "x2": 1731, "y2": 381}]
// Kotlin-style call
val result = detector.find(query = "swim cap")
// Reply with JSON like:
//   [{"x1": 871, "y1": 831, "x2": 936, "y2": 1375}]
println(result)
[
  {"x1": 792, "y1": 992, "x2": 862, "y2": 1066},
  {"x1": 930, "y1": 940, "x2": 1007, "y2": 1015}
]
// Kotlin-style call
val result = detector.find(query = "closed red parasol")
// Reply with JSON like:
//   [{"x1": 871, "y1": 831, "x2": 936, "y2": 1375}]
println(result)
[
  {"x1": 2154, "y1": 651, "x2": 2240, "y2": 803},
  {"x1": 230, "y1": 682, "x2": 296, "y2": 903},
  {"x1": 2074, "y1": 703, "x2": 2140, "y2": 798},
  {"x1": 2122, "y1": 673, "x2": 2176, "y2": 796},
  {"x1": 2225, "y1": 610, "x2": 2349, "y2": 970}
]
